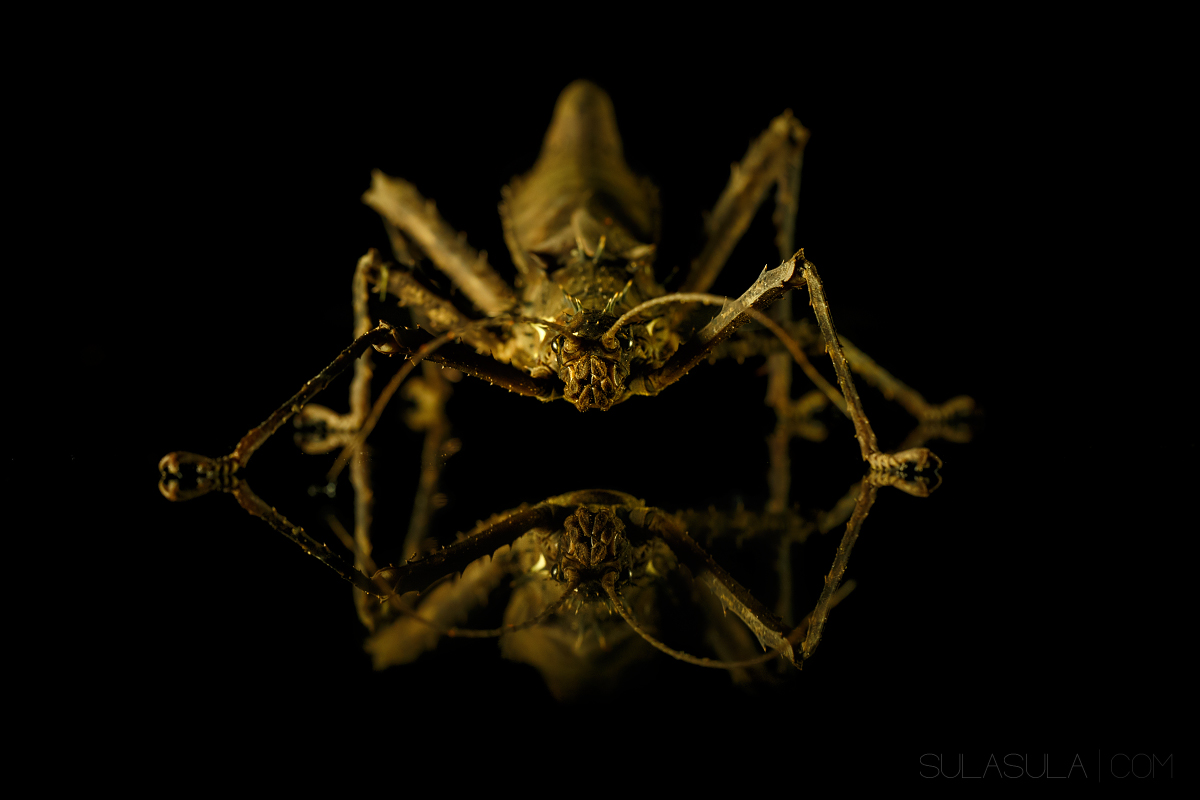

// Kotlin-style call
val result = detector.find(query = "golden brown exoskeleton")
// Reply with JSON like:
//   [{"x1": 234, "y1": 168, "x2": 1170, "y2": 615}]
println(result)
[
  {"x1": 360, "y1": 80, "x2": 817, "y2": 411},
  {"x1": 158, "y1": 81, "x2": 973, "y2": 699}
]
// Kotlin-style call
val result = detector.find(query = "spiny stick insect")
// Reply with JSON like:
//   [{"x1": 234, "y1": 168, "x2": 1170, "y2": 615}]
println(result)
[
  {"x1": 158, "y1": 249, "x2": 939, "y2": 697},
  {"x1": 159, "y1": 81, "x2": 972, "y2": 697}
]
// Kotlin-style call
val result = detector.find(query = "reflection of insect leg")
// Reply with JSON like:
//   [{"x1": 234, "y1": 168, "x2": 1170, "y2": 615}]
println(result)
[
  {"x1": 675, "y1": 112, "x2": 811, "y2": 613},
  {"x1": 291, "y1": 252, "x2": 379, "y2": 622},
  {"x1": 683, "y1": 478, "x2": 863, "y2": 672},
  {"x1": 677, "y1": 110, "x2": 972, "y2": 457},
  {"x1": 704, "y1": 114, "x2": 808, "y2": 513},
  {"x1": 397, "y1": 361, "x2": 455, "y2": 560},
  {"x1": 664, "y1": 111, "x2": 816, "y2": 580},
  {"x1": 291, "y1": 250, "x2": 459, "y2": 624},
  {"x1": 370, "y1": 491, "x2": 822, "y2": 668},
  {"x1": 666, "y1": 108, "x2": 945, "y2": 611}
]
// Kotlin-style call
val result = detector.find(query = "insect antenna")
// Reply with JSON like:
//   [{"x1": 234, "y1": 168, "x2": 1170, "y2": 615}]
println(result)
[
  {"x1": 600, "y1": 574, "x2": 789, "y2": 669},
  {"x1": 446, "y1": 578, "x2": 580, "y2": 638},
  {"x1": 600, "y1": 287, "x2": 890, "y2": 436},
  {"x1": 326, "y1": 315, "x2": 573, "y2": 483},
  {"x1": 744, "y1": 308, "x2": 848, "y2": 417},
  {"x1": 600, "y1": 292, "x2": 732, "y2": 348},
  {"x1": 601, "y1": 573, "x2": 857, "y2": 670},
  {"x1": 378, "y1": 578, "x2": 581, "y2": 639},
  {"x1": 325, "y1": 327, "x2": 462, "y2": 482}
]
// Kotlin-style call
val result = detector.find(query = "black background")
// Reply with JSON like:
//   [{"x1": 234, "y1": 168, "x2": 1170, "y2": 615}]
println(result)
[{"x1": 38, "y1": 40, "x2": 1179, "y2": 778}]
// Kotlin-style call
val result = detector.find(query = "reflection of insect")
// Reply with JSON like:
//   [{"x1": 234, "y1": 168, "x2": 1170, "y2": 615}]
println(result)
[
  {"x1": 158, "y1": 286, "x2": 932, "y2": 698},
  {"x1": 355, "y1": 481, "x2": 910, "y2": 700},
  {"x1": 158, "y1": 245, "x2": 945, "y2": 697},
  {"x1": 158, "y1": 80, "x2": 972, "y2": 698}
]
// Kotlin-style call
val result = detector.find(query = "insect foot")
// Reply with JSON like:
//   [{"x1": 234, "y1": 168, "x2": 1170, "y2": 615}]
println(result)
[
  {"x1": 157, "y1": 451, "x2": 235, "y2": 501},
  {"x1": 866, "y1": 447, "x2": 940, "y2": 472}
]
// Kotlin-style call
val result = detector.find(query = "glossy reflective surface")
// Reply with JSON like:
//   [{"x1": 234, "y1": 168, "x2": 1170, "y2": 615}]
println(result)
[{"x1": 69, "y1": 66, "x2": 1174, "y2": 770}]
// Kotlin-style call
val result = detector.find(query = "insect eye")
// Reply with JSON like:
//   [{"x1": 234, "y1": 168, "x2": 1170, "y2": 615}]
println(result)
[{"x1": 551, "y1": 338, "x2": 560, "y2": 353}]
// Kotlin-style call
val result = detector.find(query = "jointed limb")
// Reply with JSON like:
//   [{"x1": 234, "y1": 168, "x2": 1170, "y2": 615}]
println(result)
[
  {"x1": 764, "y1": 114, "x2": 803, "y2": 512},
  {"x1": 375, "y1": 322, "x2": 554, "y2": 398},
  {"x1": 671, "y1": 476, "x2": 882, "y2": 664},
  {"x1": 752, "y1": 309, "x2": 847, "y2": 415},
  {"x1": 158, "y1": 276, "x2": 551, "y2": 496},
  {"x1": 632, "y1": 506, "x2": 800, "y2": 666},
  {"x1": 618, "y1": 250, "x2": 943, "y2": 481},
  {"x1": 698, "y1": 317, "x2": 975, "y2": 432},
  {"x1": 836, "y1": 334, "x2": 976, "y2": 426},
  {"x1": 363, "y1": 171, "x2": 516, "y2": 316},
  {"x1": 295, "y1": 251, "x2": 459, "y2": 623},
  {"x1": 399, "y1": 360, "x2": 455, "y2": 562},
  {"x1": 627, "y1": 253, "x2": 809, "y2": 395},
  {"x1": 158, "y1": 315, "x2": 410, "y2": 600},
  {"x1": 230, "y1": 479, "x2": 381, "y2": 597},
  {"x1": 322, "y1": 316, "x2": 556, "y2": 483},
  {"x1": 372, "y1": 502, "x2": 570, "y2": 597},
  {"x1": 372, "y1": 490, "x2": 864, "y2": 672},
  {"x1": 679, "y1": 111, "x2": 810, "y2": 294},
  {"x1": 797, "y1": 252, "x2": 938, "y2": 473},
  {"x1": 159, "y1": 321, "x2": 400, "y2": 504},
  {"x1": 356, "y1": 247, "x2": 503, "y2": 355},
  {"x1": 666, "y1": 106, "x2": 809, "y2": 513},
  {"x1": 294, "y1": 250, "x2": 380, "y2": 455},
  {"x1": 801, "y1": 480, "x2": 878, "y2": 659}
]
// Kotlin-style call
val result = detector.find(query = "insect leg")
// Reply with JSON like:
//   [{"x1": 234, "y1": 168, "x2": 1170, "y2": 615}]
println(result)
[
  {"x1": 630, "y1": 252, "x2": 943, "y2": 482},
  {"x1": 755, "y1": 253, "x2": 946, "y2": 491},
  {"x1": 293, "y1": 251, "x2": 381, "y2": 456},
  {"x1": 800, "y1": 480, "x2": 879, "y2": 660},
  {"x1": 629, "y1": 506, "x2": 801, "y2": 667},
  {"x1": 371, "y1": 502, "x2": 574, "y2": 598},
  {"x1": 362, "y1": 171, "x2": 517, "y2": 317},
  {"x1": 398, "y1": 360, "x2": 455, "y2": 562},
  {"x1": 627, "y1": 252, "x2": 808, "y2": 396},
  {"x1": 753, "y1": 311, "x2": 977, "y2": 443},
  {"x1": 798, "y1": 254, "x2": 941, "y2": 473},
  {"x1": 159, "y1": 320, "x2": 400, "y2": 502},
  {"x1": 664, "y1": 118, "x2": 973, "y2": 440},
  {"x1": 678, "y1": 111, "x2": 809, "y2": 294},
  {"x1": 834, "y1": 333, "x2": 976, "y2": 447},
  {"x1": 288, "y1": 250, "x2": 404, "y2": 628},
  {"x1": 668, "y1": 310, "x2": 976, "y2": 440},
  {"x1": 356, "y1": 247, "x2": 503, "y2": 356},
  {"x1": 227, "y1": 478, "x2": 381, "y2": 597},
  {"x1": 316, "y1": 254, "x2": 555, "y2": 407},
  {"x1": 668, "y1": 489, "x2": 870, "y2": 670}
]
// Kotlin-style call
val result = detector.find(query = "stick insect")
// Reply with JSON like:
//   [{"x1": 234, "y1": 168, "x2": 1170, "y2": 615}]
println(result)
[
  {"x1": 296, "y1": 81, "x2": 970, "y2": 424},
  {"x1": 159, "y1": 80, "x2": 972, "y2": 698},
  {"x1": 159, "y1": 252, "x2": 940, "y2": 698}
]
